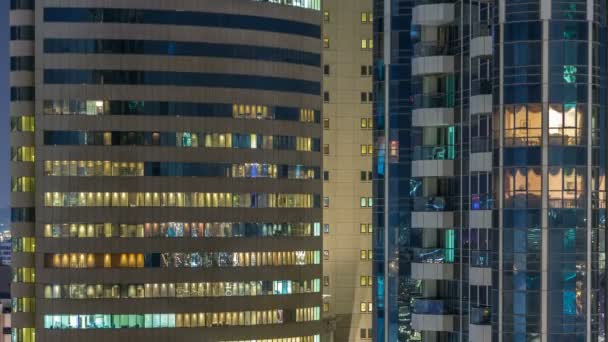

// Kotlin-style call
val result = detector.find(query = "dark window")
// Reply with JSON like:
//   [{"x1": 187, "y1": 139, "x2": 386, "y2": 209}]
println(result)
[
  {"x1": 10, "y1": 87, "x2": 34, "y2": 101},
  {"x1": 323, "y1": 171, "x2": 329, "y2": 181},
  {"x1": 11, "y1": 207, "x2": 34, "y2": 222},
  {"x1": 324, "y1": 92, "x2": 330, "y2": 102},
  {"x1": 44, "y1": 38, "x2": 321, "y2": 67},
  {"x1": 10, "y1": 56, "x2": 34, "y2": 71},
  {"x1": 324, "y1": 64, "x2": 330, "y2": 75},
  {"x1": 44, "y1": 69, "x2": 320, "y2": 95},
  {"x1": 44, "y1": 7, "x2": 321, "y2": 38},
  {"x1": 10, "y1": 26, "x2": 34, "y2": 40},
  {"x1": 11, "y1": 0, "x2": 35, "y2": 9}
]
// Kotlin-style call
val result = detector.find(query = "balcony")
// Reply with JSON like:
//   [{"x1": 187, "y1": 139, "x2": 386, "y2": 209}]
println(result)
[
  {"x1": 414, "y1": 145, "x2": 455, "y2": 161},
  {"x1": 469, "y1": 306, "x2": 491, "y2": 341},
  {"x1": 414, "y1": 41, "x2": 451, "y2": 57},
  {"x1": 412, "y1": 146, "x2": 455, "y2": 177},
  {"x1": 471, "y1": 306, "x2": 491, "y2": 325},
  {"x1": 412, "y1": 0, "x2": 455, "y2": 26},
  {"x1": 413, "y1": 248, "x2": 455, "y2": 264},
  {"x1": 411, "y1": 298, "x2": 456, "y2": 332},
  {"x1": 412, "y1": 55, "x2": 454, "y2": 76},
  {"x1": 470, "y1": 93, "x2": 492, "y2": 115},
  {"x1": 411, "y1": 262, "x2": 454, "y2": 280},
  {"x1": 471, "y1": 33, "x2": 492, "y2": 58},
  {"x1": 412, "y1": 93, "x2": 455, "y2": 127},
  {"x1": 469, "y1": 209, "x2": 492, "y2": 229},
  {"x1": 470, "y1": 251, "x2": 491, "y2": 286}
]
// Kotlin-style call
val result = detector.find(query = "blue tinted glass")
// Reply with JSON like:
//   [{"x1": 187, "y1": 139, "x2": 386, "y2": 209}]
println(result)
[
  {"x1": 44, "y1": 69, "x2": 321, "y2": 95},
  {"x1": 44, "y1": 39, "x2": 321, "y2": 67},
  {"x1": 43, "y1": 8, "x2": 321, "y2": 38}
]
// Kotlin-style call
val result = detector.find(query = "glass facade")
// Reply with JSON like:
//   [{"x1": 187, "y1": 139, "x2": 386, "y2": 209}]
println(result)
[{"x1": 375, "y1": 0, "x2": 607, "y2": 340}]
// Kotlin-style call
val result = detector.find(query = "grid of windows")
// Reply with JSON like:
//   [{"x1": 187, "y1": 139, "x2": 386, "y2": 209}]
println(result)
[
  {"x1": 46, "y1": 251, "x2": 321, "y2": 269},
  {"x1": 44, "y1": 131, "x2": 320, "y2": 152},
  {"x1": 43, "y1": 279, "x2": 321, "y2": 299},
  {"x1": 44, "y1": 161, "x2": 319, "y2": 180},
  {"x1": 43, "y1": 99, "x2": 320, "y2": 123},
  {"x1": 44, "y1": 308, "x2": 321, "y2": 329},
  {"x1": 44, "y1": 222, "x2": 322, "y2": 238},
  {"x1": 44, "y1": 192, "x2": 319, "y2": 208}
]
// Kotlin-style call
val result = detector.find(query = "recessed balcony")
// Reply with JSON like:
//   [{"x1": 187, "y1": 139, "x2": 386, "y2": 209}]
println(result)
[
  {"x1": 411, "y1": 262, "x2": 455, "y2": 280},
  {"x1": 413, "y1": 247, "x2": 455, "y2": 265},
  {"x1": 471, "y1": 35, "x2": 492, "y2": 58},
  {"x1": 412, "y1": 0, "x2": 455, "y2": 26},
  {"x1": 412, "y1": 145, "x2": 455, "y2": 177},
  {"x1": 412, "y1": 195, "x2": 455, "y2": 229},
  {"x1": 412, "y1": 55, "x2": 454, "y2": 76},
  {"x1": 471, "y1": 93, "x2": 492, "y2": 115},
  {"x1": 470, "y1": 251, "x2": 491, "y2": 286},
  {"x1": 411, "y1": 298, "x2": 456, "y2": 331},
  {"x1": 412, "y1": 93, "x2": 455, "y2": 127},
  {"x1": 469, "y1": 306, "x2": 492, "y2": 341}
]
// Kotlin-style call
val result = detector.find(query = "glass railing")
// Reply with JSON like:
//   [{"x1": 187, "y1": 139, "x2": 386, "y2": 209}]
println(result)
[
  {"x1": 412, "y1": 298, "x2": 457, "y2": 315},
  {"x1": 471, "y1": 136, "x2": 491, "y2": 153},
  {"x1": 413, "y1": 42, "x2": 451, "y2": 57},
  {"x1": 413, "y1": 248, "x2": 455, "y2": 264},
  {"x1": 472, "y1": 24, "x2": 491, "y2": 38},
  {"x1": 413, "y1": 93, "x2": 454, "y2": 109},
  {"x1": 470, "y1": 306, "x2": 491, "y2": 325},
  {"x1": 470, "y1": 250, "x2": 490, "y2": 267},
  {"x1": 471, "y1": 194, "x2": 493, "y2": 210},
  {"x1": 413, "y1": 196, "x2": 454, "y2": 211},
  {"x1": 472, "y1": 79, "x2": 492, "y2": 96},
  {"x1": 413, "y1": 145, "x2": 456, "y2": 160}
]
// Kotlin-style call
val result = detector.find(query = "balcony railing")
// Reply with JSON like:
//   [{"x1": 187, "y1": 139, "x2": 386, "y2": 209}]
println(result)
[
  {"x1": 412, "y1": 298, "x2": 457, "y2": 315},
  {"x1": 470, "y1": 306, "x2": 491, "y2": 325},
  {"x1": 413, "y1": 41, "x2": 451, "y2": 57},
  {"x1": 471, "y1": 250, "x2": 490, "y2": 267},
  {"x1": 413, "y1": 196, "x2": 454, "y2": 211},
  {"x1": 471, "y1": 136, "x2": 491, "y2": 153},
  {"x1": 413, "y1": 93, "x2": 455, "y2": 109},
  {"x1": 413, "y1": 145, "x2": 456, "y2": 161},
  {"x1": 472, "y1": 79, "x2": 492, "y2": 96},
  {"x1": 471, "y1": 194, "x2": 493, "y2": 210},
  {"x1": 413, "y1": 248, "x2": 455, "y2": 264},
  {"x1": 472, "y1": 24, "x2": 491, "y2": 38}
]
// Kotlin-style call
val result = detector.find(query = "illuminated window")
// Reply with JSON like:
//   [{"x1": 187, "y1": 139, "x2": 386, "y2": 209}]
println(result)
[{"x1": 10, "y1": 115, "x2": 35, "y2": 132}]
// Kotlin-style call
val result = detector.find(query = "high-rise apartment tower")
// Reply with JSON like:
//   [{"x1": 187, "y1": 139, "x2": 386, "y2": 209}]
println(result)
[
  {"x1": 374, "y1": 0, "x2": 606, "y2": 340},
  {"x1": 9, "y1": 0, "x2": 324, "y2": 341}
]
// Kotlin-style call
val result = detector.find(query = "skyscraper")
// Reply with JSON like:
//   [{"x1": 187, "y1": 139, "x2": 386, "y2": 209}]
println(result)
[
  {"x1": 10, "y1": 1, "x2": 324, "y2": 341},
  {"x1": 374, "y1": 0, "x2": 605, "y2": 340},
  {"x1": 321, "y1": 0, "x2": 374, "y2": 341}
]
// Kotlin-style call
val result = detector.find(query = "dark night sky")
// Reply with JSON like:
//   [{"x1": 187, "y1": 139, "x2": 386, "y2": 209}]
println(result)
[{"x1": 1, "y1": 2, "x2": 11, "y2": 223}]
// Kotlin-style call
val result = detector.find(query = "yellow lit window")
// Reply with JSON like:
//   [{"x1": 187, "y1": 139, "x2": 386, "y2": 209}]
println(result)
[{"x1": 323, "y1": 38, "x2": 330, "y2": 48}]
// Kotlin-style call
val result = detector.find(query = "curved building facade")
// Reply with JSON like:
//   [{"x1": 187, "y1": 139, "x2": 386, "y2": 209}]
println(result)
[{"x1": 10, "y1": 1, "x2": 323, "y2": 341}]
